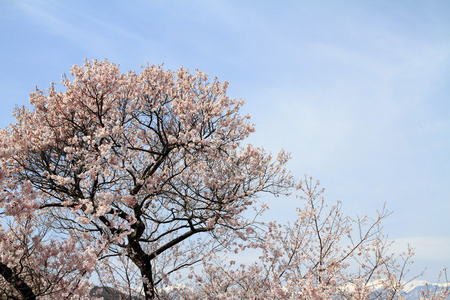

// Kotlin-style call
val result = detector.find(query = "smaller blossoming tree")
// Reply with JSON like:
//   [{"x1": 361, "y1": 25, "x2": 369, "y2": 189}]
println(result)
[
  {"x1": 0, "y1": 214, "x2": 102, "y2": 299},
  {"x1": 168, "y1": 177, "x2": 449, "y2": 300}
]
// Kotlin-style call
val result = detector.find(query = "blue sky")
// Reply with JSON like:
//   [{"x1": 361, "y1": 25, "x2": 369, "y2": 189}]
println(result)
[{"x1": 1, "y1": 0, "x2": 449, "y2": 281}]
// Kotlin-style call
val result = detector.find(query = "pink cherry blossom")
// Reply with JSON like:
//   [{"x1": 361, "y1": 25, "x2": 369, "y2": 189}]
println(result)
[{"x1": 0, "y1": 60, "x2": 293, "y2": 299}]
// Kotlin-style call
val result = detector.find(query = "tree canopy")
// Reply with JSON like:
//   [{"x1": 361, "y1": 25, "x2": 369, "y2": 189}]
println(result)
[{"x1": 0, "y1": 60, "x2": 292, "y2": 299}]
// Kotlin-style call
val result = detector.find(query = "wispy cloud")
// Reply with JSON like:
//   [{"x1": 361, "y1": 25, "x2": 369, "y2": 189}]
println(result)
[{"x1": 15, "y1": 1, "x2": 163, "y2": 65}]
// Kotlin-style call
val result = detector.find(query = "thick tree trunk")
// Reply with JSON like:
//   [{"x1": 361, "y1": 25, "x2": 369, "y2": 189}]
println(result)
[
  {"x1": 139, "y1": 256, "x2": 157, "y2": 299},
  {"x1": 127, "y1": 232, "x2": 158, "y2": 299}
]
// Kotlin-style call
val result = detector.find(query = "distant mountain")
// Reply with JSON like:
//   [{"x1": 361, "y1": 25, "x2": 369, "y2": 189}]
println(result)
[
  {"x1": 90, "y1": 286, "x2": 144, "y2": 300},
  {"x1": 89, "y1": 281, "x2": 449, "y2": 299},
  {"x1": 368, "y1": 280, "x2": 450, "y2": 300},
  {"x1": 401, "y1": 280, "x2": 449, "y2": 300}
]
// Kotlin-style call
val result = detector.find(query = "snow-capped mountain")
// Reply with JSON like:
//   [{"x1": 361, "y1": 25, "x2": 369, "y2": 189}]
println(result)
[
  {"x1": 345, "y1": 279, "x2": 449, "y2": 299},
  {"x1": 368, "y1": 280, "x2": 450, "y2": 299},
  {"x1": 90, "y1": 280, "x2": 449, "y2": 299},
  {"x1": 401, "y1": 280, "x2": 449, "y2": 299}
]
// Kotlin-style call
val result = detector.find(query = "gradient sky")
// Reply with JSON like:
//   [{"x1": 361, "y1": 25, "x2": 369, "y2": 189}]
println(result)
[{"x1": 1, "y1": 0, "x2": 449, "y2": 282}]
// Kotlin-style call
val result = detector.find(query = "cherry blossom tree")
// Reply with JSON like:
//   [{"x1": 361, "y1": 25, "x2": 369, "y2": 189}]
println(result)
[
  {"x1": 169, "y1": 177, "x2": 450, "y2": 300},
  {"x1": 0, "y1": 60, "x2": 293, "y2": 299}
]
